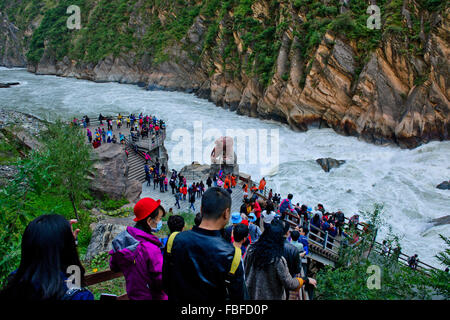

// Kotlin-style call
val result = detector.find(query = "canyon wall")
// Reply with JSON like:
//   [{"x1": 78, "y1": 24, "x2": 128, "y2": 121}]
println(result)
[{"x1": 1, "y1": 0, "x2": 448, "y2": 148}]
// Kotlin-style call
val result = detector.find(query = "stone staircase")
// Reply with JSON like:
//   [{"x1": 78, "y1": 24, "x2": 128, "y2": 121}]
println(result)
[{"x1": 126, "y1": 145, "x2": 146, "y2": 183}]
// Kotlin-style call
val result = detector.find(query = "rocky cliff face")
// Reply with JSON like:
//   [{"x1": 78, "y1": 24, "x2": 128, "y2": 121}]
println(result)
[
  {"x1": 1, "y1": 0, "x2": 448, "y2": 148},
  {"x1": 89, "y1": 143, "x2": 142, "y2": 202},
  {"x1": 0, "y1": 12, "x2": 26, "y2": 67}
]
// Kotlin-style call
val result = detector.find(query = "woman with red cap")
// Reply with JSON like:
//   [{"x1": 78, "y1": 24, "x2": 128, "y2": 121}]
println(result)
[{"x1": 109, "y1": 197, "x2": 167, "y2": 300}]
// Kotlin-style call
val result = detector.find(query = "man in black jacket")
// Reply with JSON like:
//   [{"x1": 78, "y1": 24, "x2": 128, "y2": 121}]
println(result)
[{"x1": 162, "y1": 187, "x2": 248, "y2": 302}]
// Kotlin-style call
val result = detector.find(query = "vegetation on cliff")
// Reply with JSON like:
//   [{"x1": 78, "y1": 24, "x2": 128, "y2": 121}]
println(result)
[
  {"x1": 0, "y1": 0, "x2": 448, "y2": 147},
  {"x1": 1, "y1": 0, "x2": 445, "y2": 86},
  {"x1": 0, "y1": 120, "x2": 93, "y2": 285}
]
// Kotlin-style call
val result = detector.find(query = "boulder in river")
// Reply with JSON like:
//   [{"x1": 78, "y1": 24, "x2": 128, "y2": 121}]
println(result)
[
  {"x1": 316, "y1": 158, "x2": 346, "y2": 172},
  {"x1": 0, "y1": 82, "x2": 20, "y2": 88},
  {"x1": 430, "y1": 215, "x2": 450, "y2": 227},
  {"x1": 436, "y1": 181, "x2": 450, "y2": 190}
]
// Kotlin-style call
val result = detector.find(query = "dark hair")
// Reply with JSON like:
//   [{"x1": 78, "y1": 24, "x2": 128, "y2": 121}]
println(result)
[
  {"x1": 287, "y1": 194, "x2": 293, "y2": 200},
  {"x1": 279, "y1": 219, "x2": 290, "y2": 235},
  {"x1": 299, "y1": 226, "x2": 308, "y2": 235},
  {"x1": 291, "y1": 230, "x2": 300, "y2": 241},
  {"x1": 250, "y1": 219, "x2": 286, "y2": 269},
  {"x1": 312, "y1": 213, "x2": 320, "y2": 225},
  {"x1": 201, "y1": 187, "x2": 231, "y2": 220},
  {"x1": 134, "y1": 206, "x2": 166, "y2": 235},
  {"x1": 233, "y1": 224, "x2": 249, "y2": 243},
  {"x1": 194, "y1": 212, "x2": 202, "y2": 227},
  {"x1": 0, "y1": 214, "x2": 86, "y2": 300},
  {"x1": 265, "y1": 202, "x2": 274, "y2": 213},
  {"x1": 168, "y1": 215, "x2": 185, "y2": 233}
]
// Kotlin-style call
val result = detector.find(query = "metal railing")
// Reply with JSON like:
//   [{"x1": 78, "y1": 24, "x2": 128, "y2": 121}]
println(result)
[
  {"x1": 237, "y1": 175, "x2": 440, "y2": 271},
  {"x1": 123, "y1": 135, "x2": 156, "y2": 166},
  {"x1": 129, "y1": 129, "x2": 166, "y2": 151}
]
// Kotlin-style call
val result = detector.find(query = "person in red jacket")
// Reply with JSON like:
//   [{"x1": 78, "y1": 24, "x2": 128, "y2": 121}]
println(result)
[
  {"x1": 243, "y1": 183, "x2": 248, "y2": 199},
  {"x1": 231, "y1": 175, "x2": 237, "y2": 188},
  {"x1": 250, "y1": 198, "x2": 262, "y2": 227},
  {"x1": 181, "y1": 185, "x2": 187, "y2": 201},
  {"x1": 258, "y1": 177, "x2": 266, "y2": 192}
]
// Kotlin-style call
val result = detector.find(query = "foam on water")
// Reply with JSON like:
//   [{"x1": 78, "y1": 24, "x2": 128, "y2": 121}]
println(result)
[{"x1": 0, "y1": 68, "x2": 449, "y2": 267}]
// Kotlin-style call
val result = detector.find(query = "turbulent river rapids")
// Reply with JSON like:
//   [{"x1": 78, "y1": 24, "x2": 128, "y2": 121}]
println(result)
[{"x1": 1, "y1": 67, "x2": 449, "y2": 267}]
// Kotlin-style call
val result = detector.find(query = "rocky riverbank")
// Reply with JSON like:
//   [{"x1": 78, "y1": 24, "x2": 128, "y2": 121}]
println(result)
[{"x1": 1, "y1": 1, "x2": 448, "y2": 149}]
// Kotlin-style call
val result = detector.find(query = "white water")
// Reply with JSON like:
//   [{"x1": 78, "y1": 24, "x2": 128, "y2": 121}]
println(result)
[{"x1": 1, "y1": 67, "x2": 449, "y2": 267}]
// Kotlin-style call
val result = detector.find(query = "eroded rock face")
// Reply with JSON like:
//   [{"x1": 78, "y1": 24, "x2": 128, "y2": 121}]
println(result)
[
  {"x1": 4, "y1": 2, "x2": 449, "y2": 149},
  {"x1": 316, "y1": 158, "x2": 346, "y2": 172},
  {"x1": 84, "y1": 223, "x2": 126, "y2": 261},
  {"x1": 89, "y1": 143, "x2": 142, "y2": 201},
  {"x1": 0, "y1": 12, "x2": 26, "y2": 67}
]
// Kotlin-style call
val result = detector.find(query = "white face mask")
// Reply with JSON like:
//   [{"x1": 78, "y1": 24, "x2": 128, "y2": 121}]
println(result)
[{"x1": 151, "y1": 220, "x2": 163, "y2": 233}]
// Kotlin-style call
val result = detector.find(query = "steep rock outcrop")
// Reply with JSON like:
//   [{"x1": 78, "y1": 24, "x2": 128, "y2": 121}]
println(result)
[
  {"x1": 0, "y1": 12, "x2": 26, "y2": 67},
  {"x1": 89, "y1": 143, "x2": 142, "y2": 202}
]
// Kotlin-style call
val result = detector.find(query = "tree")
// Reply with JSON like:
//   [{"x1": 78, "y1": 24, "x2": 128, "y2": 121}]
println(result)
[{"x1": 40, "y1": 120, "x2": 92, "y2": 220}]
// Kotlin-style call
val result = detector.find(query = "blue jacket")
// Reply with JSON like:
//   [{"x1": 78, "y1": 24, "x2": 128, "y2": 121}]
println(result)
[
  {"x1": 279, "y1": 198, "x2": 294, "y2": 213},
  {"x1": 248, "y1": 224, "x2": 262, "y2": 243},
  {"x1": 321, "y1": 221, "x2": 330, "y2": 232},
  {"x1": 298, "y1": 235, "x2": 309, "y2": 255}
]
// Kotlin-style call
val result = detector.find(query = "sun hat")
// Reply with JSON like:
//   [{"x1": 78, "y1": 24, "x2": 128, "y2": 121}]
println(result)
[
  {"x1": 248, "y1": 213, "x2": 257, "y2": 222},
  {"x1": 231, "y1": 212, "x2": 242, "y2": 224},
  {"x1": 133, "y1": 197, "x2": 164, "y2": 222}
]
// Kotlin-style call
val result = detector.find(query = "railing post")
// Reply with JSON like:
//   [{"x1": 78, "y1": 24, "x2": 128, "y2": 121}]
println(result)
[{"x1": 323, "y1": 231, "x2": 328, "y2": 249}]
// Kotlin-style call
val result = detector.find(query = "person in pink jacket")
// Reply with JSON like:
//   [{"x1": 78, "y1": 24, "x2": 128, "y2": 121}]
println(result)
[{"x1": 109, "y1": 197, "x2": 167, "y2": 300}]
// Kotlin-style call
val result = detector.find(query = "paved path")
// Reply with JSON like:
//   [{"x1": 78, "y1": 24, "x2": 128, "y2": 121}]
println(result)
[{"x1": 140, "y1": 180, "x2": 246, "y2": 215}]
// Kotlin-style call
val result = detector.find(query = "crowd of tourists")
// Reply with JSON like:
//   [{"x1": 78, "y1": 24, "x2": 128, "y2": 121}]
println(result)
[
  {"x1": 0, "y1": 173, "x2": 429, "y2": 301},
  {"x1": 0, "y1": 187, "x2": 318, "y2": 301},
  {"x1": 75, "y1": 113, "x2": 166, "y2": 149},
  {"x1": 144, "y1": 165, "x2": 207, "y2": 212}
]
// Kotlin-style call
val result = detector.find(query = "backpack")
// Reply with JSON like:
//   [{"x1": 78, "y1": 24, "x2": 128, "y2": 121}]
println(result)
[
  {"x1": 166, "y1": 232, "x2": 242, "y2": 300},
  {"x1": 279, "y1": 199, "x2": 290, "y2": 213}
]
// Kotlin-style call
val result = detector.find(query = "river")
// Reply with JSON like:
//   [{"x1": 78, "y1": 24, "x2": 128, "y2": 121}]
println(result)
[{"x1": 1, "y1": 67, "x2": 449, "y2": 267}]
